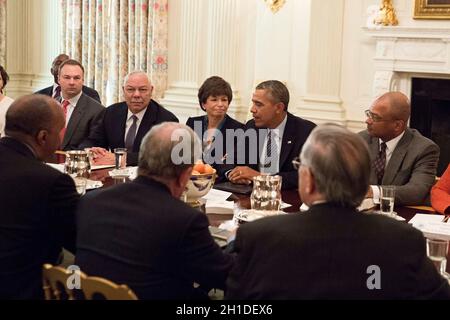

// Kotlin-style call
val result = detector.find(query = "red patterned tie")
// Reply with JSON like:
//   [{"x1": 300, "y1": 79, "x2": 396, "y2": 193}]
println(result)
[
  {"x1": 373, "y1": 142, "x2": 387, "y2": 185},
  {"x1": 59, "y1": 100, "x2": 70, "y2": 144}
]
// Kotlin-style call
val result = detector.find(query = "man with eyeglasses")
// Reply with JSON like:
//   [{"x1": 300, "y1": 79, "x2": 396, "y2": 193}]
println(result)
[
  {"x1": 81, "y1": 71, "x2": 178, "y2": 166},
  {"x1": 359, "y1": 92, "x2": 439, "y2": 206}
]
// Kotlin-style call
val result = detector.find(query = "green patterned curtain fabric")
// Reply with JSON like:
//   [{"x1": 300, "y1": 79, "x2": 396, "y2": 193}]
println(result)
[{"x1": 61, "y1": 0, "x2": 168, "y2": 106}]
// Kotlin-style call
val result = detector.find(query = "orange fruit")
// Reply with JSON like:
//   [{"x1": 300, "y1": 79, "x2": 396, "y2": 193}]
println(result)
[
  {"x1": 203, "y1": 164, "x2": 214, "y2": 174},
  {"x1": 193, "y1": 163, "x2": 205, "y2": 174},
  {"x1": 191, "y1": 170, "x2": 201, "y2": 175}
]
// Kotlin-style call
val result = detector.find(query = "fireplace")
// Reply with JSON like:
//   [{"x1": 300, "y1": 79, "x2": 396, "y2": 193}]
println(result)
[
  {"x1": 410, "y1": 78, "x2": 450, "y2": 177},
  {"x1": 365, "y1": 26, "x2": 450, "y2": 177}
]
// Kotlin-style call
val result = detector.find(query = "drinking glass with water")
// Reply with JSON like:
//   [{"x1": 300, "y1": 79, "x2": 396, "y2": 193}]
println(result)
[
  {"x1": 380, "y1": 185, "x2": 395, "y2": 217},
  {"x1": 114, "y1": 148, "x2": 127, "y2": 169},
  {"x1": 426, "y1": 238, "x2": 449, "y2": 278}
]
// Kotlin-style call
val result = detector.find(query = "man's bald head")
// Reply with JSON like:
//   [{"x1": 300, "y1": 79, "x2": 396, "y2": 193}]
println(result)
[
  {"x1": 376, "y1": 92, "x2": 410, "y2": 122},
  {"x1": 5, "y1": 94, "x2": 65, "y2": 160},
  {"x1": 366, "y1": 91, "x2": 411, "y2": 141},
  {"x1": 5, "y1": 94, "x2": 63, "y2": 136}
]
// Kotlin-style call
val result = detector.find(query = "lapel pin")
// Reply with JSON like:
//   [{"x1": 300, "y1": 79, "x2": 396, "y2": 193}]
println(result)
[{"x1": 287, "y1": 140, "x2": 292, "y2": 144}]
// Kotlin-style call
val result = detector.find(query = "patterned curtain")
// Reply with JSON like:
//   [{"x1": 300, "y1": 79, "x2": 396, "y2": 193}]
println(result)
[
  {"x1": 60, "y1": 0, "x2": 168, "y2": 106},
  {"x1": 0, "y1": 0, "x2": 6, "y2": 67}
]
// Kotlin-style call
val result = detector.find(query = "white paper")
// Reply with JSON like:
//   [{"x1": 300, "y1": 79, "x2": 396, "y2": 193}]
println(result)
[
  {"x1": 409, "y1": 214, "x2": 450, "y2": 241},
  {"x1": 46, "y1": 163, "x2": 116, "y2": 172},
  {"x1": 108, "y1": 167, "x2": 138, "y2": 179},
  {"x1": 300, "y1": 199, "x2": 374, "y2": 213},
  {"x1": 46, "y1": 163, "x2": 65, "y2": 173}
]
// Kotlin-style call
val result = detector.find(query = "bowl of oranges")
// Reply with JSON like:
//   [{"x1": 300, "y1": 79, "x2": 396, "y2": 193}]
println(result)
[{"x1": 185, "y1": 161, "x2": 216, "y2": 204}]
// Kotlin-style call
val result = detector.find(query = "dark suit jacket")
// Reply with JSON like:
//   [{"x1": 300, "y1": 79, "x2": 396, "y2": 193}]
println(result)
[
  {"x1": 226, "y1": 203, "x2": 450, "y2": 299},
  {"x1": 35, "y1": 85, "x2": 101, "y2": 103},
  {"x1": 75, "y1": 176, "x2": 233, "y2": 300},
  {"x1": 0, "y1": 137, "x2": 79, "y2": 299},
  {"x1": 61, "y1": 94, "x2": 104, "y2": 150},
  {"x1": 359, "y1": 128, "x2": 440, "y2": 206},
  {"x1": 81, "y1": 100, "x2": 178, "y2": 166},
  {"x1": 186, "y1": 114, "x2": 244, "y2": 182},
  {"x1": 228, "y1": 112, "x2": 315, "y2": 189}
]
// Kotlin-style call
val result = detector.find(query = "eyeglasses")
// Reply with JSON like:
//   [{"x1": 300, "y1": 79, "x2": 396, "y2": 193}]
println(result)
[
  {"x1": 292, "y1": 157, "x2": 301, "y2": 170},
  {"x1": 364, "y1": 110, "x2": 386, "y2": 122},
  {"x1": 365, "y1": 110, "x2": 402, "y2": 123}
]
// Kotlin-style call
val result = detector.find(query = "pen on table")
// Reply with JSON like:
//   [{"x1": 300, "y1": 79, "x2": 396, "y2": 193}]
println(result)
[{"x1": 442, "y1": 216, "x2": 449, "y2": 223}]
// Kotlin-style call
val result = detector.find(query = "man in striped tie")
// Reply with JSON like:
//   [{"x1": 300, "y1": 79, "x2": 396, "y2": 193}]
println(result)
[
  {"x1": 227, "y1": 80, "x2": 316, "y2": 190},
  {"x1": 359, "y1": 92, "x2": 439, "y2": 206}
]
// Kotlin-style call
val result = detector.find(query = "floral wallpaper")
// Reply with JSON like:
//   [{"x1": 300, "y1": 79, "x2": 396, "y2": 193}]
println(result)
[{"x1": 61, "y1": 0, "x2": 168, "y2": 106}]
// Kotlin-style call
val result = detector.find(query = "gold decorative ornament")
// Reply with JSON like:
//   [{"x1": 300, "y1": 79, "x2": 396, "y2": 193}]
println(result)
[
  {"x1": 264, "y1": 0, "x2": 286, "y2": 14},
  {"x1": 375, "y1": 0, "x2": 399, "y2": 26}
]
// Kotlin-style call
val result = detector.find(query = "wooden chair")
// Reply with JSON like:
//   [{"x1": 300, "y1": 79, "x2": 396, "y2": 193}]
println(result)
[
  {"x1": 80, "y1": 276, "x2": 138, "y2": 300},
  {"x1": 42, "y1": 264, "x2": 138, "y2": 300},
  {"x1": 42, "y1": 264, "x2": 77, "y2": 300}
]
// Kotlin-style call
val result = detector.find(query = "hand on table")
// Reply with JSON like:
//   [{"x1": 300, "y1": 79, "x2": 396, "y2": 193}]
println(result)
[
  {"x1": 228, "y1": 166, "x2": 259, "y2": 185},
  {"x1": 92, "y1": 151, "x2": 115, "y2": 165}
]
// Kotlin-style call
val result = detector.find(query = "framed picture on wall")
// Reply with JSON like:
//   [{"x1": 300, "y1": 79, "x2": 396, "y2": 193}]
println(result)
[{"x1": 414, "y1": 0, "x2": 450, "y2": 19}]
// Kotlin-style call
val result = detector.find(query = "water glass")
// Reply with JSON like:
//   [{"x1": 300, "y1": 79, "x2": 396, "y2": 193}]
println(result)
[
  {"x1": 114, "y1": 148, "x2": 127, "y2": 169},
  {"x1": 426, "y1": 238, "x2": 449, "y2": 277},
  {"x1": 72, "y1": 176, "x2": 87, "y2": 196},
  {"x1": 250, "y1": 175, "x2": 282, "y2": 213},
  {"x1": 380, "y1": 185, "x2": 395, "y2": 216}
]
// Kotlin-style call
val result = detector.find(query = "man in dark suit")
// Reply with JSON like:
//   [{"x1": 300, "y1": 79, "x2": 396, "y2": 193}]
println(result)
[
  {"x1": 226, "y1": 80, "x2": 316, "y2": 189},
  {"x1": 35, "y1": 53, "x2": 101, "y2": 103},
  {"x1": 226, "y1": 124, "x2": 450, "y2": 299},
  {"x1": 0, "y1": 94, "x2": 79, "y2": 299},
  {"x1": 75, "y1": 122, "x2": 233, "y2": 299},
  {"x1": 359, "y1": 92, "x2": 439, "y2": 206},
  {"x1": 57, "y1": 59, "x2": 104, "y2": 150},
  {"x1": 81, "y1": 71, "x2": 178, "y2": 166}
]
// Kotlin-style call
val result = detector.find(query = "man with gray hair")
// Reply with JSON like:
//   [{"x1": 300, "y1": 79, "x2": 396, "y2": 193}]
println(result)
[
  {"x1": 0, "y1": 94, "x2": 79, "y2": 299},
  {"x1": 227, "y1": 124, "x2": 450, "y2": 299},
  {"x1": 81, "y1": 71, "x2": 178, "y2": 166},
  {"x1": 75, "y1": 122, "x2": 233, "y2": 299}
]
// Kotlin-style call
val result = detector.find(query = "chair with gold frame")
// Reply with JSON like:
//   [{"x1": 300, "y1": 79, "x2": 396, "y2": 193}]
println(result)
[{"x1": 42, "y1": 264, "x2": 138, "y2": 300}]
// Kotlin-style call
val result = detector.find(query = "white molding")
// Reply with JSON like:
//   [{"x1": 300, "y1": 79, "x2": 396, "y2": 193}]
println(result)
[{"x1": 365, "y1": 26, "x2": 450, "y2": 98}]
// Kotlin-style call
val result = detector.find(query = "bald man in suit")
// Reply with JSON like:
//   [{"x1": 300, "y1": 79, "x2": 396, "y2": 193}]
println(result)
[{"x1": 359, "y1": 92, "x2": 439, "y2": 206}]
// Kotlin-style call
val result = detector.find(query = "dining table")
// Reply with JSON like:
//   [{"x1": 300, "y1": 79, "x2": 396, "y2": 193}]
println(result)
[{"x1": 88, "y1": 167, "x2": 450, "y2": 273}]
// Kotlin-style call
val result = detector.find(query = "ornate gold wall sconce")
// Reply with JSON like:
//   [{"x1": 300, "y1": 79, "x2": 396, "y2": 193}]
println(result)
[{"x1": 264, "y1": 0, "x2": 286, "y2": 14}]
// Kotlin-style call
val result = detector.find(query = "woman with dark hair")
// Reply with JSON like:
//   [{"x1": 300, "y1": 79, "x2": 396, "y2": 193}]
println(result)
[
  {"x1": 186, "y1": 76, "x2": 244, "y2": 181},
  {"x1": 0, "y1": 65, "x2": 14, "y2": 136}
]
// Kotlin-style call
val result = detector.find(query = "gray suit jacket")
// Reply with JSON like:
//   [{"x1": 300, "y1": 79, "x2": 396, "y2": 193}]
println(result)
[
  {"x1": 62, "y1": 94, "x2": 104, "y2": 150},
  {"x1": 359, "y1": 128, "x2": 439, "y2": 206}
]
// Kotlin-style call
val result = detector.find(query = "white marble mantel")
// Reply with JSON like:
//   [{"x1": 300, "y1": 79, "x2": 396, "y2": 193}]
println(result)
[{"x1": 364, "y1": 26, "x2": 450, "y2": 99}]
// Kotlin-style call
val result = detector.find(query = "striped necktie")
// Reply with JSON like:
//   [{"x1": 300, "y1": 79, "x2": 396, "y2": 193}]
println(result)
[{"x1": 373, "y1": 142, "x2": 387, "y2": 184}]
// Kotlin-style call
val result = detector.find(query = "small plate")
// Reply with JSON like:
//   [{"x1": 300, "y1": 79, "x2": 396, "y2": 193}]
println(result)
[
  {"x1": 236, "y1": 209, "x2": 285, "y2": 223},
  {"x1": 86, "y1": 179, "x2": 103, "y2": 190}
]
